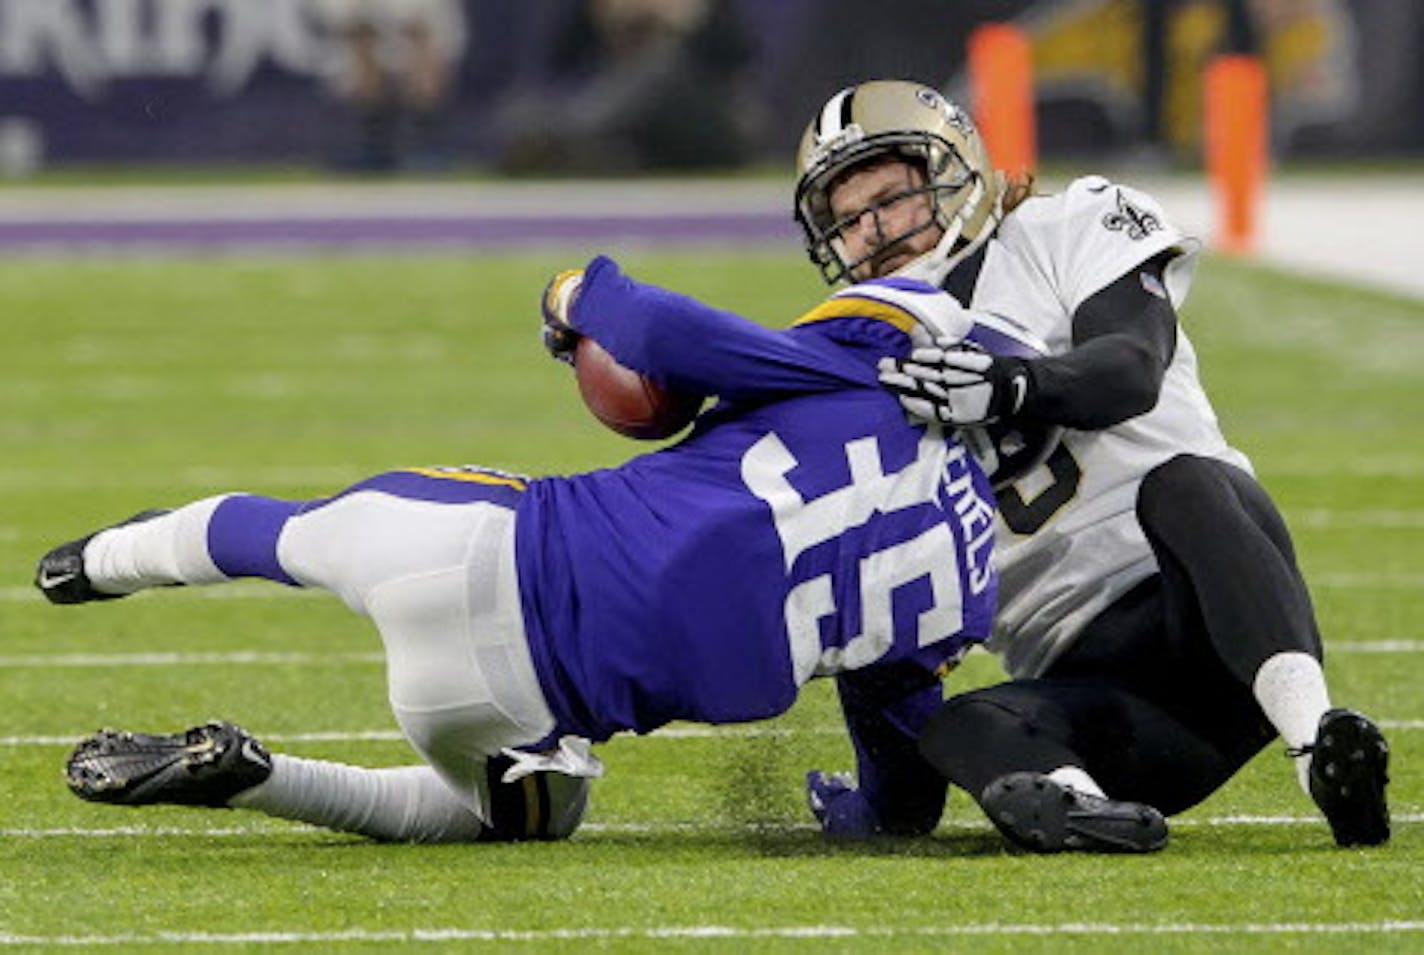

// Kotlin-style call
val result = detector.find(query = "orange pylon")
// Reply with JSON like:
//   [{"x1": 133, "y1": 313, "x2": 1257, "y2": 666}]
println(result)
[
  {"x1": 968, "y1": 23, "x2": 1037, "y2": 175},
  {"x1": 1204, "y1": 54, "x2": 1268, "y2": 255}
]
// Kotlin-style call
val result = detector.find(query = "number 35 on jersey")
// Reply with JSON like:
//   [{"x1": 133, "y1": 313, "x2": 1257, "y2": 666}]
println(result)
[{"x1": 742, "y1": 429, "x2": 995, "y2": 683}]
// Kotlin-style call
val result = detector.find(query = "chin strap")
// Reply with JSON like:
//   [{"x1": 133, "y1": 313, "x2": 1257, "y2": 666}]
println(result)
[{"x1": 895, "y1": 178, "x2": 1000, "y2": 290}]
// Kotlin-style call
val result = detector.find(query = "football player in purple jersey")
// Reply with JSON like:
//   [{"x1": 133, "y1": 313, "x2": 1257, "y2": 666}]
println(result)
[
  {"x1": 37, "y1": 260, "x2": 997, "y2": 845},
  {"x1": 794, "y1": 79, "x2": 1388, "y2": 852}
]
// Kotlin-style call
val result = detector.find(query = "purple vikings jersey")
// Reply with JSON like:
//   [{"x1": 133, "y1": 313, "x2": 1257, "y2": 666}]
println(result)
[{"x1": 514, "y1": 257, "x2": 997, "y2": 742}]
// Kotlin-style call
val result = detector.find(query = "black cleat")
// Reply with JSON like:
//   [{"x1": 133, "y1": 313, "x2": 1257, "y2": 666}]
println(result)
[
  {"x1": 1297, "y1": 708, "x2": 1390, "y2": 847},
  {"x1": 981, "y1": 772, "x2": 1168, "y2": 854},
  {"x1": 35, "y1": 509, "x2": 171, "y2": 605},
  {"x1": 66, "y1": 721, "x2": 272, "y2": 807}
]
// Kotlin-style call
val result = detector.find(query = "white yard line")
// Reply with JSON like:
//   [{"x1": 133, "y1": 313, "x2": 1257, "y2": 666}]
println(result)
[
  {"x1": 2, "y1": 920, "x2": 1423, "y2": 947},
  {"x1": 1291, "y1": 509, "x2": 1424, "y2": 529},
  {"x1": 148, "y1": 586, "x2": 332, "y2": 601},
  {"x1": 0, "y1": 650, "x2": 385, "y2": 668},
  {"x1": 1310, "y1": 572, "x2": 1424, "y2": 589},
  {"x1": 2, "y1": 640, "x2": 1420, "y2": 667},
  {"x1": 0, "y1": 651, "x2": 383, "y2": 668},
  {"x1": 5, "y1": 642, "x2": 1424, "y2": 667},
  {"x1": 4, "y1": 720, "x2": 1422, "y2": 749},
  {"x1": 0, "y1": 585, "x2": 326, "y2": 602},
  {"x1": 0, "y1": 726, "x2": 795, "y2": 747},
  {"x1": 3, "y1": 459, "x2": 1422, "y2": 493},
  {"x1": 1266, "y1": 459, "x2": 1424, "y2": 479},
  {"x1": 6, "y1": 572, "x2": 1424, "y2": 605},
  {"x1": 4, "y1": 814, "x2": 1421, "y2": 841}
]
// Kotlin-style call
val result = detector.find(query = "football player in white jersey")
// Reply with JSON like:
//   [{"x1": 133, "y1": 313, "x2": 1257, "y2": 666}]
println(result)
[{"x1": 794, "y1": 79, "x2": 1389, "y2": 852}]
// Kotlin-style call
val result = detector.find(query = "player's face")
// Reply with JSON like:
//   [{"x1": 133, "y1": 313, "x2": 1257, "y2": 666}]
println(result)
[{"x1": 828, "y1": 158, "x2": 944, "y2": 280}]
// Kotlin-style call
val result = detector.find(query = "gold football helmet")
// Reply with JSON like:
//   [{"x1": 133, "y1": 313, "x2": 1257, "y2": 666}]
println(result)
[{"x1": 794, "y1": 80, "x2": 1005, "y2": 284}]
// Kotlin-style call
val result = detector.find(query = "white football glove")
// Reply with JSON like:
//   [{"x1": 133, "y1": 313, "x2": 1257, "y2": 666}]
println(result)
[
  {"x1": 878, "y1": 337, "x2": 1033, "y2": 426},
  {"x1": 541, "y1": 268, "x2": 584, "y2": 365}
]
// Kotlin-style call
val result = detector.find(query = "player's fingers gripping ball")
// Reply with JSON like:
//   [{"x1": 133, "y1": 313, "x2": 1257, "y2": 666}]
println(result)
[
  {"x1": 541, "y1": 268, "x2": 584, "y2": 365},
  {"x1": 546, "y1": 263, "x2": 702, "y2": 440}
]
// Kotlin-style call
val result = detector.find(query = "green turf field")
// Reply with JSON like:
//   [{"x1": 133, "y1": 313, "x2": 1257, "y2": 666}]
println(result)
[{"x1": 1, "y1": 247, "x2": 1420, "y2": 952}]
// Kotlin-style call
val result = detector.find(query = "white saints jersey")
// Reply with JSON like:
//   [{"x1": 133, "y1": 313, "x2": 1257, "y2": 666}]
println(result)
[{"x1": 956, "y1": 176, "x2": 1251, "y2": 678}]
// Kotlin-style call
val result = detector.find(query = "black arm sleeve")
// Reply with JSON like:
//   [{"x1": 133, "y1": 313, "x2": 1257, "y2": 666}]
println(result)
[{"x1": 1018, "y1": 252, "x2": 1179, "y2": 430}]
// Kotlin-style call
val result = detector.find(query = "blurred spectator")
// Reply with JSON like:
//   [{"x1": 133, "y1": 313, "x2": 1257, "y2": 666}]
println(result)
[
  {"x1": 314, "y1": 0, "x2": 467, "y2": 171},
  {"x1": 498, "y1": 0, "x2": 760, "y2": 173}
]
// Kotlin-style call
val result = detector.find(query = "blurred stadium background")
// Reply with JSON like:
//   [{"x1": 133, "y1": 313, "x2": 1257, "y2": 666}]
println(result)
[
  {"x1": 0, "y1": 0, "x2": 1419, "y2": 294},
  {"x1": 0, "y1": 0, "x2": 1420, "y2": 171}
]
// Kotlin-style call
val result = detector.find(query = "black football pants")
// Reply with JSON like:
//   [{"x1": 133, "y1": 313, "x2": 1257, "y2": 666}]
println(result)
[{"x1": 919, "y1": 453, "x2": 1323, "y2": 815}]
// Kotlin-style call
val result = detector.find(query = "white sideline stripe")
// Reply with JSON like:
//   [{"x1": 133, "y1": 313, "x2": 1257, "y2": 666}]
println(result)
[
  {"x1": 4, "y1": 814, "x2": 1422, "y2": 840},
  {"x1": 3, "y1": 639, "x2": 1421, "y2": 671},
  {"x1": 2, "y1": 921, "x2": 1423, "y2": 947},
  {"x1": 5, "y1": 719, "x2": 1423, "y2": 749}
]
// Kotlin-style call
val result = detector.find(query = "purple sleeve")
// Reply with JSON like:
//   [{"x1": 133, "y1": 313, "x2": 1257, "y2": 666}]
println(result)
[
  {"x1": 207, "y1": 495, "x2": 302, "y2": 586},
  {"x1": 572, "y1": 255, "x2": 873, "y2": 400}
]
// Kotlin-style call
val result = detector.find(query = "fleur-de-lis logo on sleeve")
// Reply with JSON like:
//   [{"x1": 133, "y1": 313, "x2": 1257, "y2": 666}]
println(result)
[{"x1": 1102, "y1": 190, "x2": 1162, "y2": 240}]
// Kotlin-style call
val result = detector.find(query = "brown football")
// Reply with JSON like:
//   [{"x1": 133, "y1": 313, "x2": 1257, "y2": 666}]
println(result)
[{"x1": 574, "y1": 337, "x2": 703, "y2": 440}]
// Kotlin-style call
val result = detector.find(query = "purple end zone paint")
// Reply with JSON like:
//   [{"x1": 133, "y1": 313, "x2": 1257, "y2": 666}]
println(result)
[{"x1": 0, "y1": 212, "x2": 798, "y2": 253}]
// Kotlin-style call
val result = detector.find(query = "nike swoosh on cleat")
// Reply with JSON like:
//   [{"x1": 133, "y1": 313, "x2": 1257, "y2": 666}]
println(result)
[
  {"x1": 36, "y1": 569, "x2": 79, "y2": 590},
  {"x1": 241, "y1": 738, "x2": 271, "y2": 768}
]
